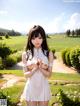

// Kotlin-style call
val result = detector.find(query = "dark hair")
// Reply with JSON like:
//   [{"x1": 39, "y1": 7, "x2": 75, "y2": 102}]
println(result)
[{"x1": 25, "y1": 25, "x2": 49, "y2": 58}]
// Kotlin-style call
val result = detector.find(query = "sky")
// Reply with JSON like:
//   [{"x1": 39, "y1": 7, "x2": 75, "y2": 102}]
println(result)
[{"x1": 0, "y1": 0, "x2": 80, "y2": 33}]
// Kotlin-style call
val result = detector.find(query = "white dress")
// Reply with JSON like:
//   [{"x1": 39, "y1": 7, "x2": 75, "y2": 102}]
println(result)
[{"x1": 21, "y1": 48, "x2": 53, "y2": 101}]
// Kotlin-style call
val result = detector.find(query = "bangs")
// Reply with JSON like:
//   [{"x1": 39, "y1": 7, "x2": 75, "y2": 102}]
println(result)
[
  {"x1": 30, "y1": 29, "x2": 43, "y2": 39},
  {"x1": 31, "y1": 31, "x2": 42, "y2": 39}
]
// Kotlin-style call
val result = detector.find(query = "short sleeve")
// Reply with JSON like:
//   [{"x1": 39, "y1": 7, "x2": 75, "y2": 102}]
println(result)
[
  {"x1": 22, "y1": 52, "x2": 27, "y2": 67},
  {"x1": 22, "y1": 51, "x2": 29, "y2": 73},
  {"x1": 48, "y1": 51, "x2": 54, "y2": 67}
]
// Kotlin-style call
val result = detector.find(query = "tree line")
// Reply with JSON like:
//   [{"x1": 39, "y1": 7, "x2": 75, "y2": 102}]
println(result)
[
  {"x1": 0, "y1": 30, "x2": 21, "y2": 37},
  {"x1": 66, "y1": 28, "x2": 80, "y2": 37}
]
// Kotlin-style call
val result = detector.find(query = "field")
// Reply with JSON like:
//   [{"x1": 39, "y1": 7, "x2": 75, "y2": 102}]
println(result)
[{"x1": 0, "y1": 34, "x2": 80, "y2": 52}]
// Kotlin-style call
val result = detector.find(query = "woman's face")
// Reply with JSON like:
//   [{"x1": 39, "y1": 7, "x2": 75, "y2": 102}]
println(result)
[{"x1": 31, "y1": 33, "x2": 43, "y2": 48}]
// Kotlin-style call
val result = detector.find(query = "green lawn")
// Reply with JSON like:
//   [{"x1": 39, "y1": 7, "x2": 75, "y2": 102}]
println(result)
[
  {"x1": 0, "y1": 70, "x2": 80, "y2": 106},
  {"x1": 0, "y1": 36, "x2": 27, "y2": 51},
  {"x1": 0, "y1": 70, "x2": 23, "y2": 76},
  {"x1": 47, "y1": 35, "x2": 80, "y2": 52},
  {"x1": 0, "y1": 35, "x2": 80, "y2": 52}
]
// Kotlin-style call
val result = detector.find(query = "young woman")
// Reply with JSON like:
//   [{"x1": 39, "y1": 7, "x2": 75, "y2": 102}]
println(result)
[{"x1": 21, "y1": 25, "x2": 53, "y2": 106}]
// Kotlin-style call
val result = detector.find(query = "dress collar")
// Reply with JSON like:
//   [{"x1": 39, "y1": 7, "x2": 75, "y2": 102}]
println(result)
[{"x1": 34, "y1": 47, "x2": 42, "y2": 54}]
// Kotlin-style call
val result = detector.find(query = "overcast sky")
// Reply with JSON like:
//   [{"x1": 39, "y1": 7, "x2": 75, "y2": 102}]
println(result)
[{"x1": 0, "y1": 0, "x2": 80, "y2": 33}]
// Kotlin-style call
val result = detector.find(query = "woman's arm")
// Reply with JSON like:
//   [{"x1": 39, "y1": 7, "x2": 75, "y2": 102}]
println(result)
[
  {"x1": 39, "y1": 51, "x2": 53, "y2": 78},
  {"x1": 22, "y1": 52, "x2": 38, "y2": 78}
]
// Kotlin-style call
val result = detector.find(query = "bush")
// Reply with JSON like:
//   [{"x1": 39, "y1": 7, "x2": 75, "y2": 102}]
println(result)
[
  {"x1": 4, "y1": 51, "x2": 22, "y2": 67},
  {"x1": 0, "y1": 43, "x2": 12, "y2": 59},
  {"x1": 61, "y1": 49, "x2": 68, "y2": 65},
  {"x1": 5, "y1": 56, "x2": 17, "y2": 67},
  {"x1": 0, "y1": 36, "x2": 3, "y2": 40},
  {"x1": 58, "y1": 89, "x2": 80, "y2": 106},
  {"x1": 0, "y1": 91, "x2": 16, "y2": 106},
  {"x1": 70, "y1": 47, "x2": 80, "y2": 70},
  {"x1": 65, "y1": 51, "x2": 72, "y2": 66},
  {"x1": 10, "y1": 51, "x2": 22, "y2": 62},
  {"x1": 5, "y1": 34, "x2": 9, "y2": 39},
  {"x1": 0, "y1": 57, "x2": 4, "y2": 69}
]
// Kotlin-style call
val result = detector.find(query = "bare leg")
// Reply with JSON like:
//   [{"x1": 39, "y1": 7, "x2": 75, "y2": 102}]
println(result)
[
  {"x1": 38, "y1": 101, "x2": 49, "y2": 106},
  {"x1": 26, "y1": 101, "x2": 37, "y2": 106}
]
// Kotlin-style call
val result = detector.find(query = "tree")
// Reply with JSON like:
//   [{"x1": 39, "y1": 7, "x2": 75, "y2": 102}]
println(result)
[
  {"x1": 71, "y1": 30, "x2": 75, "y2": 37},
  {"x1": 66, "y1": 29, "x2": 71, "y2": 37}
]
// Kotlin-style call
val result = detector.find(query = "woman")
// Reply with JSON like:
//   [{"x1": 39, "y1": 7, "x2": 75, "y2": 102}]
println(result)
[{"x1": 21, "y1": 25, "x2": 53, "y2": 106}]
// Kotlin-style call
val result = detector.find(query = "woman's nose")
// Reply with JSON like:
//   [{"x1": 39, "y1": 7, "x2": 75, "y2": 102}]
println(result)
[{"x1": 35, "y1": 38, "x2": 39, "y2": 41}]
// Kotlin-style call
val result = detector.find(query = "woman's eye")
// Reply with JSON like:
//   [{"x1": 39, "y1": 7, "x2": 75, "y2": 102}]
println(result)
[
  {"x1": 38, "y1": 37, "x2": 42, "y2": 39},
  {"x1": 32, "y1": 37, "x2": 35, "y2": 40}
]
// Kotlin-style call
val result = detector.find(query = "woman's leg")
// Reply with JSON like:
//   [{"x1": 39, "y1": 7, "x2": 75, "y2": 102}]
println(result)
[
  {"x1": 26, "y1": 101, "x2": 37, "y2": 106},
  {"x1": 38, "y1": 101, "x2": 49, "y2": 106}
]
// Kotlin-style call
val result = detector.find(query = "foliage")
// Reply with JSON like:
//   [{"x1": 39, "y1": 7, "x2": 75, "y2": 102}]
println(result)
[
  {"x1": 5, "y1": 34, "x2": 9, "y2": 39},
  {"x1": 61, "y1": 49, "x2": 68, "y2": 65},
  {"x1": 61, "y1": 47, "x2": 80, "y2": 71},
  {"x1": 4, "y1": 51, "x2": 22, "y2": 68},
  {"x1": 58, "y1": 89, "x2": 80, "y2": 106},
  {"x1": 70, "y1": 47, "x2": 80, "y2": 70},
  {"x1": 0, "y1": 43, "x2": 11, "y2": 59},
  {"x1": 65, "y1": 50, "x2": 72, "y2": 66},
  {"x1": 66, "y1": 29, "x2": 71, "y2": 37},
  {"x1": 0, "y1": 91, "x2": 15, "y2": 106},
  {"x1": 0, "y1": 57, "x2": 4, "y2": 69}
]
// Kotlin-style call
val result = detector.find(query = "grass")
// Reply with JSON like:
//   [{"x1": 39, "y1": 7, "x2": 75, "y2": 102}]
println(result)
[
  {"x1": 0, "y1": 35, "x2": 80, "y2": 52},
  {"x1": 0, "y1": 70, "x2": 24, "y2": 76},
  {"x1": 0, "y1": 70, "x2": 80, "y2": 105},
  {"x1": 0, "y1": 83, "x2": 24, "y2": 103},
  {"x1": 0, "y1": 36, "x2": 27, "y2": 51},
  {"x1": 0, "y1": 70, "x2": 80, "y2": 82},
  {"x1": 49, "y1": 72, "x2": 80, "y2": 82},
  {"x1": 47, "y1": 35, "x2": 80, "y2": 52}
]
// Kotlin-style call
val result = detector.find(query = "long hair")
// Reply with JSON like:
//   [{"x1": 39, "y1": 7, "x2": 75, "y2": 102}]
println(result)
[{"x1": 25, "y1": 25, "x2": 49, "y2": 58}]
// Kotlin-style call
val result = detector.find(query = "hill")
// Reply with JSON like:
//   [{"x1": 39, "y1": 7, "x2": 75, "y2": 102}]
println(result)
[{"x1": 0, "y1": 28, "x2": 11, "y2": 33}]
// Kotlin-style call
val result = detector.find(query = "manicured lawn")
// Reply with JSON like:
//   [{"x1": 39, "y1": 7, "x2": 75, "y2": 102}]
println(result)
[
  {"x1": 0, "y1": 70, "x2": 24, "y2": 76},
  {"x1": 49, "y1": 72, "x2": 80, "y2": 82},
  {"x1": 0, "y1": 70, "x2": 80, "y2": 106},
  {"x1": 0, "y1": 35, "x2": 80, "y2": 52}
]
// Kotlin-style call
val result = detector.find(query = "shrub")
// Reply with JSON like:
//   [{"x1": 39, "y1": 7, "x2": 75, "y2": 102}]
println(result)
[
  {"x1": 61, "y1": 49, "x2": 68, "y2": 65},
  {"x1": 0, "y1": 91, "x2": 16, "y2": 106},
  {"x1": 5, "y1": 34, "x2": 9, "y2": 39},
  {"x1": 58, "y1": 89, "x2": 80, "y2": 106},
  {"x1": 10, "y1": 51, "x2": 22, "y2": 62},
  {"x1": 0, "y1": 43, "x2": 12, "y2": 59},
  {"x1": 65, "y1": 51, "x2": 72, "y2": 66},
  {"x1": 5, "y1": 51, "x2": 22, "y2": 67},
  {"x1": 70, "y1": 47, "x2": 80, "y2": 70},
  {"x1": 0, "y1": 36, "x2": 3, "y2": 40},
  {"x1": 5, "y1": 56, "x2": 17, "y2": 67},
  {"x1": 0, "y1": 57, "x2": 4, "y2": 69}
]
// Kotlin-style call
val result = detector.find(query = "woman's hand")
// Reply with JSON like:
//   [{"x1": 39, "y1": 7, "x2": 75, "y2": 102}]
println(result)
[
  {"x1": 27, "y1": 63, "x2": 38, "y2": 71},
  {"x1": 37, "y1": 59, "x2": 48, "y2": 70}
]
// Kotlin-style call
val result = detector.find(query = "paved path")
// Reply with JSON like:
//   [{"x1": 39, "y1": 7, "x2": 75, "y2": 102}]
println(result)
[
  {"x1": 10, "y1": 59, "x2": 77, "y2": 74},
  {"x1": 52, "y1": 59, "x2": 77, "y2": 74},
  {"x1": 0, "y1": 74, "x2": 25, "y2": 89}
]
